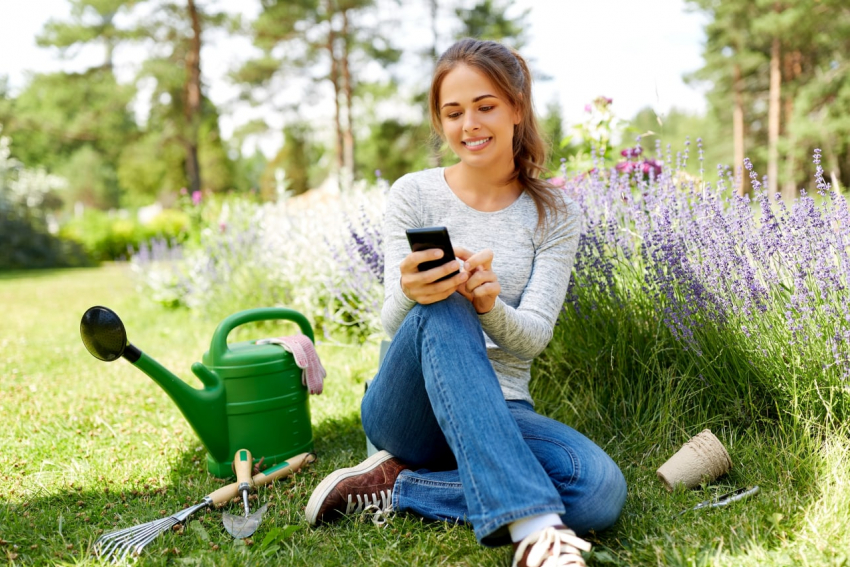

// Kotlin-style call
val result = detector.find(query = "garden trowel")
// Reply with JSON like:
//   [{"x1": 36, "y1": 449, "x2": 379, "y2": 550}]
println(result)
[
  {"x1": 223, "y1": 502, "x2": 270, "y2": 539},
  {"x1": 222, "y1": 449, "x2": 312, "y2": 538}
]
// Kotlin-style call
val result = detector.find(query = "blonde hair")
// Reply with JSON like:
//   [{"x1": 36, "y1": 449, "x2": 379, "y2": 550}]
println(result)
[{"x1": 429, "y1": 38, "x2": 565, "y2": 231}]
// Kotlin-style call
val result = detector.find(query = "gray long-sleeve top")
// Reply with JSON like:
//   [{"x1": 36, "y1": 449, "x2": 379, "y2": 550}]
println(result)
[{"x1": 381, "y1": 167, "x2": 582, "y2": 404}]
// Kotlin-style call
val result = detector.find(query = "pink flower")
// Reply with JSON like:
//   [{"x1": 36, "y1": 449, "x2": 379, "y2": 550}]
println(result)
[
  {"x1": 616, "y1": 161, "x2": 636, "y2": 174},
  {"x1": 191, "y1": 190, "x2": 202, "y2": 206},
  {"x1": 548, "y1": 176, "x2": 566, "y2": 188},
  {"x1": 621, "y1": 147, "x2": 643, "y2": 159}
]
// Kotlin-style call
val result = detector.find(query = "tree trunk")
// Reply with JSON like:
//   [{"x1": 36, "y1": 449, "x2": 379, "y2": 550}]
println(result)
[
  {"x1": 184, "y1": 0, "x2": 203, "y2": 195},
  {"x1": 767, "y1": 36, "x2": 781, "y2": 199},
  {"x1": 327, "y1": 24, "x2": 344, "y2": 176},
  {"x1": 341, "y1": 8, "x2": 355, "y2": 187},
  {"x1": 781, "y1": 96, "x2": 797, "y2": 199},
  {"x1": 733, "y1": 62, "x2": 745, "y2": 196},
  {"x1": 429, "y1": 0, "x2": 442, "y2": 167},
  {"x1": 781, "y1": 50, "x2": 801, "y2": 200}
]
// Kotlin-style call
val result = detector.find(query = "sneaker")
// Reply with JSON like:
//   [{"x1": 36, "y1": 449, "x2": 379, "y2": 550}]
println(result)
[
  {"x1": 305, "y1": 450, "x2": 409, "y2": 526},
  {"x1": 512, "y1": 525, "x2": 592, "y2": 567}
]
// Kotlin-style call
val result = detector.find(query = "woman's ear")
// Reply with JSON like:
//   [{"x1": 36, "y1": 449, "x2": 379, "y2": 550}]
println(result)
[{"x1": 513, "y1": 94, "x2": 523, "y2": 125}]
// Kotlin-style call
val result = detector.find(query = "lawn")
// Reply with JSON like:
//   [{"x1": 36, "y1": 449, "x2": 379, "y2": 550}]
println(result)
[{"x1": 2, "y1": 265, "x2": 849, "y2": 566}]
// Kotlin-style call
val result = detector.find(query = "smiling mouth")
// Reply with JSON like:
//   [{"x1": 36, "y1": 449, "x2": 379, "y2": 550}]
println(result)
[{"x1": 462, "y1": 137, "x2": 492, "y2": 148}]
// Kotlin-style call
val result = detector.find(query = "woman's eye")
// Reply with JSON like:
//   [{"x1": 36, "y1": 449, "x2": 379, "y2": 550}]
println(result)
[
  {"x1": 479, "y1": 106, "x2": 494, "y2": 112},
  {"x1": 447, "y1": 112, "x2": 461, "y2": 119}
]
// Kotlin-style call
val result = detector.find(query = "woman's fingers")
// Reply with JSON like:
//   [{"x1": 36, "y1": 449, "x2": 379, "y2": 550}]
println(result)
[
  {"x1": 399, "y1": 249, "x2": 445, "y2": 274},
  {"x1": 463, "y1": 248, "x2": 494, "y2": 272},
  {"x1": 401, "y1": 257, "x2": 468, "y2": 303},
  {"x1": 463, "y1": 264, "x2": 497, "y2": 292},
  {"x1": 453, "y1": 246, "x2": 474, "y2": 262}
]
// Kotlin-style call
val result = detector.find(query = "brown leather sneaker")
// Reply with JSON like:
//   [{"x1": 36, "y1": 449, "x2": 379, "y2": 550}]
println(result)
[
  {"x1": 305, "y1": 450, "x2": 409, "y2": 526},
  {"x1": 511, "y1": 525, "x2": 592, "y2": 567}
]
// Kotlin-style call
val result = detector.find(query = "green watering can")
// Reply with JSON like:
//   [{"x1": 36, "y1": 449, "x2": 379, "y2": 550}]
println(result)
[{"x1": 80, "y1": 306, "x2": 315, "y2": 478}]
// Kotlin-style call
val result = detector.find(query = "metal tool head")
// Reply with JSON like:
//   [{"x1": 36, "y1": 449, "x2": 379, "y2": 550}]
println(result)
[{"x1": 222, "y1": 503, "x2": 269, "y2": 538}]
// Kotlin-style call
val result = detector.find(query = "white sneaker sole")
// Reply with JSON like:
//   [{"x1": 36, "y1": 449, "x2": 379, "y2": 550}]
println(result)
[{"x1": 305, "y1": 449, "x2": 395, "y2": 525}]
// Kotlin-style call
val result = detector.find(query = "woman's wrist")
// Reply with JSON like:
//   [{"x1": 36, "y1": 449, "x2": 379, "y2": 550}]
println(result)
[{"x1": 400, "y1": 278, "x2": 415, "y2": 302}]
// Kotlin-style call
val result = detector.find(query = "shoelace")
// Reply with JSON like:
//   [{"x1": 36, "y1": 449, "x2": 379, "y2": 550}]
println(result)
[
  {"x1": 345, "y1": 490, "x2": 394, "y2": 527},
  {"x1": 514, "y1": 526, "x2": 592, "y2": 567}
]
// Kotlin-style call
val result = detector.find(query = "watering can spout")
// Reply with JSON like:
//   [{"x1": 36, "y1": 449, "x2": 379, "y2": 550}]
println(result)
[
  {"x1": 133, "y1": 354, "x2": 229, "y2": 462},
  {"x1": 80, "y1": 306, "x2": 229, "y2": 463}
]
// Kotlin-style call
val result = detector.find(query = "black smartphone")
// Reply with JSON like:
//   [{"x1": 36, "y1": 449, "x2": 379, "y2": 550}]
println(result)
[{"x1": 405, "y1": 226, "x2": 459, "y2": 282}]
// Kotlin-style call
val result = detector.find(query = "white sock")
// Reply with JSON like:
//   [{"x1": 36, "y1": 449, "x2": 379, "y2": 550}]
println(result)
[{"x1": 508, "y1": 513, "x2": 563, "y2": 543}]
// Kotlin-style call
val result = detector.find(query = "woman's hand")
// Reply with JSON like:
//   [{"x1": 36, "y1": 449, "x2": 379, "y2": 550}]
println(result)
[
  {"x1": 454, "y1": 247, "x2": 500, "y2": 314},
  {"x1": 399, "y1": 248, "x2": 469, "y2": 305}
]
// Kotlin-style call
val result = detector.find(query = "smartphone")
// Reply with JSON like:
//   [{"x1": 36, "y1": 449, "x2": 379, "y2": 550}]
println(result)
[{"x1": 405, "y1": 226, "x2": 459, "y2": 282}]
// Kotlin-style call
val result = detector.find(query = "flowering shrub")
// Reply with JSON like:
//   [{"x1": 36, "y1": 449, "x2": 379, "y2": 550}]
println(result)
[
  {"x1": 562, "y1": 147, "x2": 849, "y2": 423},
  {"x1": 0, "y1": 126, "x2": 90, "y2": 269},
  {"x1": 131, "y1": 183, "x2": 387, "y2": 340}
]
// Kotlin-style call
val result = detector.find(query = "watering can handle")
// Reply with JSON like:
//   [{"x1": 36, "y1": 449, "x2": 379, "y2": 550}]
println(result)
[{"x1": 210, "y1": 307, "x2": 314, "y2": 360}]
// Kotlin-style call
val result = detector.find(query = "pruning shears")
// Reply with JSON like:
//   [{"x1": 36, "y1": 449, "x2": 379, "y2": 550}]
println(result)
[{"x1": 676, "y1": 486, "x2": 760, "y2": 517}]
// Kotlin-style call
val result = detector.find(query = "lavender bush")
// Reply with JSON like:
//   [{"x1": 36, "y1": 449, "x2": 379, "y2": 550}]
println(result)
[
  {"x1": 323, "y1": 178, "x2": 387, "y2": 342},
  {"x1": 555, "y1": 145, "x2": 849, "y2": 426}
]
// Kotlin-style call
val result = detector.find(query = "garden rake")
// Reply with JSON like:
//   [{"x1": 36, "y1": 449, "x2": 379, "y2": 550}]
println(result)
[{"x1": 93, "y1": 452, "x2": 315, "y2": 563}]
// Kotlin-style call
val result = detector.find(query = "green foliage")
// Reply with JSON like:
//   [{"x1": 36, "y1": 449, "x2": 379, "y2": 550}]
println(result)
[
  {"x1": 260, "y1": 123, "x2": 327, "y2": 198},
  {"x1": 60, "y1": 207, "x2": 189, "y2": 261},
  {"x1": 117, "y1": 130, "x2": 181, "y2": 204},
  {"x1": 0, "y1": 127, "x2": 91, "y2": 269},
  {"x1": 554, "y1": 96, "x2": 623, "y2": 174},
  {"x1": 0, "y1": 68, "x2": 138, "y2": 208},
  {"x1": 0, "y1": 207, "x2": 91, "y2": 269},
  {"x1": 356, "y1": 117, "x2": 432, "y2": 184},
  {"x1": 630, "y1": 106, "x2": 732, "y2": 174},
  {"x1": 540, "y1": 98, "x2": 565, "y2": 172},
  {"x1": 36, "y1": 0, "x2": 142, "y2": 67},
  {"x1": 686, "y1": 0, "x2": 850, "y2": 192},
  {"x1": 454, "y1": 0, "x2": 530, "y2": 49}
]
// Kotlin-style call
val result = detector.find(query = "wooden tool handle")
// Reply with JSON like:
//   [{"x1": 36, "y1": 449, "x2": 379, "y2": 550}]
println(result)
[
  {"x1": 206, "y1": 452, "x2": 316, "y2": 506},
  {"x1": 234, "y1": 448, "x2": 254, "y2": 489},
  {"x1": 208, "y1": 482, "x2": 240, "y2": 506},
  {"x1": 254, "y1": 452, "x2": 316, "y2": 486}
]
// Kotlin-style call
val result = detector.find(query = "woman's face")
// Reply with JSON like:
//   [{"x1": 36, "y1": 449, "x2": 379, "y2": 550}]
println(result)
[{"x1": 438, "y1": 64, "x2": 520, "y2": 173}]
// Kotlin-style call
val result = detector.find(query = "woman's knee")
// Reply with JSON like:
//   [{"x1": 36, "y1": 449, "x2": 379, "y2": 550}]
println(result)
[
  {"x1": 529, "y1": 436, "x2": 626, "y2": 533},
  {"x1": 412, "y1": 293, "x2": 478, "y2": 327}
]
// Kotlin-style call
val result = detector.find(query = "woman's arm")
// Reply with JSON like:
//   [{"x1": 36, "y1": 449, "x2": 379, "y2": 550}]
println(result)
[
  {"x1": 477, "y1": 199, "x2": 582, "y2": 360},
  {"x1": 380, "y1": 177, "x2": 420, "y2": 337}
]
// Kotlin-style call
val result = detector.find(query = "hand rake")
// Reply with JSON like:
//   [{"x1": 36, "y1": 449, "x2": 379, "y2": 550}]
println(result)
[{"x1": 93, "y1": 452, "x2": 315, "y2": 563}]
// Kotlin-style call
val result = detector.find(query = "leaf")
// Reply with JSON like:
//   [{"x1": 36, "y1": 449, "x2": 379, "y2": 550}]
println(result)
[
  {"x1": 280, "y1": 525, "x2": 302, "y2": 540},
  {"x1": 188, "y1": 520, "x2": 210, "y2": 542},
  {"x1": 259, "y1": 527, "x2": 282, "y2": 549},
  {"x1": 591, "y1": 550, "x2": 621, "y2": 564}
]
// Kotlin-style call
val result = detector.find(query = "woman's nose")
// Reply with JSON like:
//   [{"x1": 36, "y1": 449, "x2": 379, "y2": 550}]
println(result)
[{"x1": 463, "y1": 113, "x2": 480, "y2": 132}]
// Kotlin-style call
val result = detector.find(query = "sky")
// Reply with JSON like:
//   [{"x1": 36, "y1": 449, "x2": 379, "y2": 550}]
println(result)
[{"x1": 0, "y1": 0, "x2": 710, "y2": 156}]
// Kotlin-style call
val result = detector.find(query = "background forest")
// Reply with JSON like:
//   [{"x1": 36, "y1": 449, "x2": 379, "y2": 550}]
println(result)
[{"x1": 1, "y1": 0, "x2": 848, "y2": 269}]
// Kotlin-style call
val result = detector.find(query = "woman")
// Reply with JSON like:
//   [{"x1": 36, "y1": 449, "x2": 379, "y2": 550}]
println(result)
[{"x1": 306, "y1": 38, "x2": 627, "y2": 567}]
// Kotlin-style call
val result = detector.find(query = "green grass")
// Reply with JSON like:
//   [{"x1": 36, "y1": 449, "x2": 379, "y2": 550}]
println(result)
[{"x1": 2, "y1": 266, "x2": 849, "y2": 565}]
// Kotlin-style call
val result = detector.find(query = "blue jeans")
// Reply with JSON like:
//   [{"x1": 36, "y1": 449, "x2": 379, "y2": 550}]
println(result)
[{"x1": 361, "y1": 294, "x2": 627, "y2": 546}]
